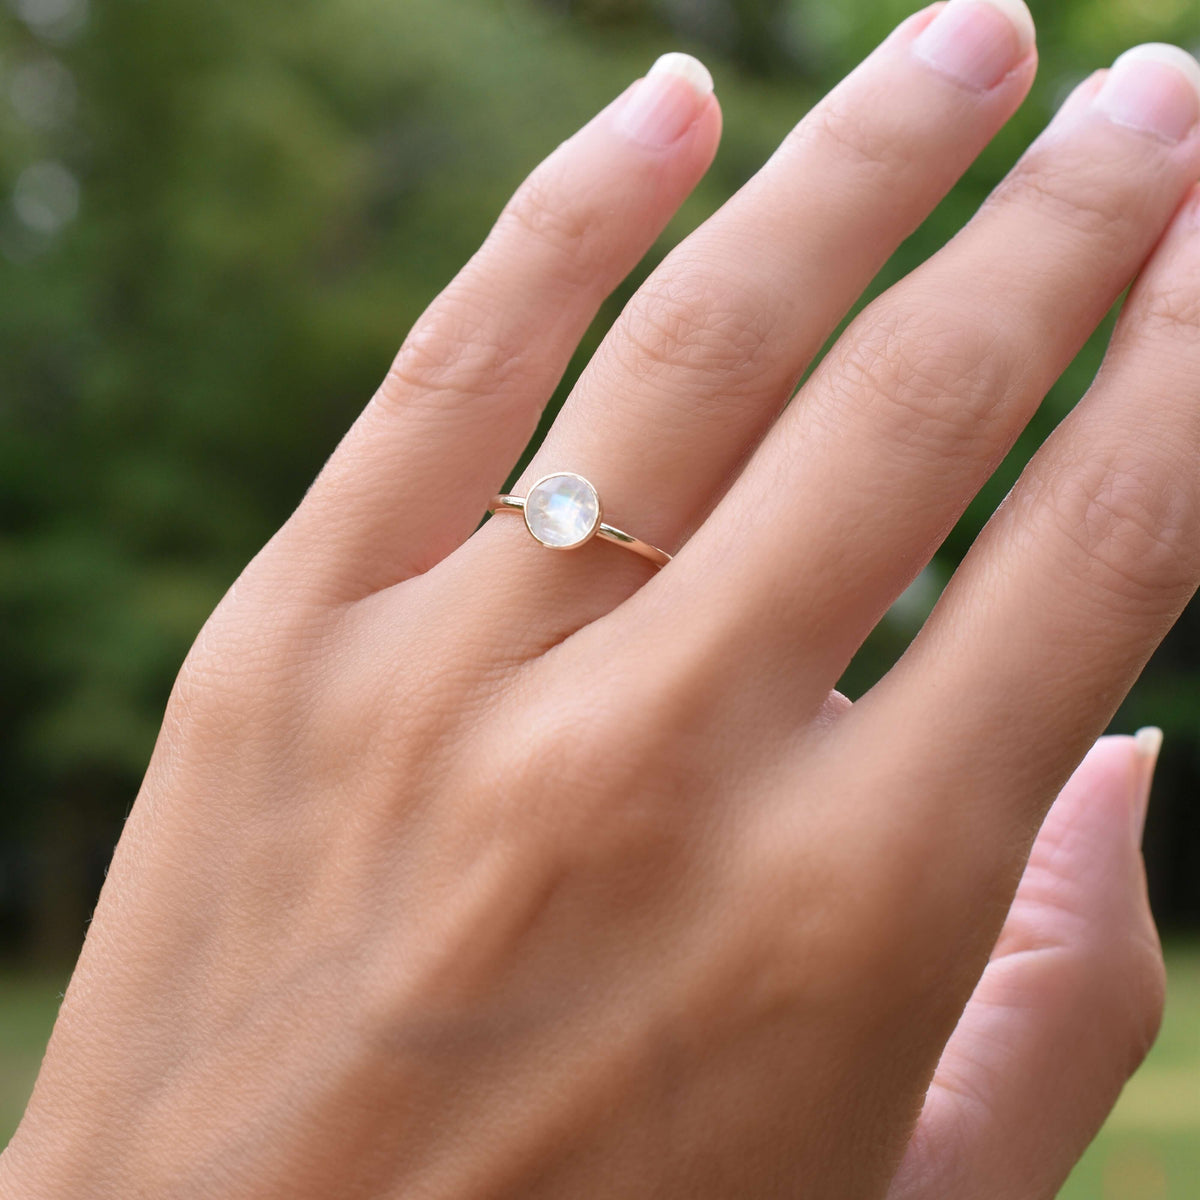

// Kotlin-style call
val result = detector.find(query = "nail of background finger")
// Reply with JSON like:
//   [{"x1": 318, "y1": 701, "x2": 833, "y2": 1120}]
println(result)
[
  {"x1": 1132, "y1": 725, "x2": 1163, "y2": 841},
  {"x1": 1094, "y1": 43, "x2": 1200, "y2": 142},
  {"x1": 615, "y1": 52, "x2": 714, "y2": 148},
  {"x1": 912, "y1": 0, "x2": 1035, "y2": 91}
]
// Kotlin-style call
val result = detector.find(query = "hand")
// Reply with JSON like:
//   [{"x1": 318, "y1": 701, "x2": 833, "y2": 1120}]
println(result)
[{"x1": 3, "y1": 2, "x2": 1196, "y2": 1195}]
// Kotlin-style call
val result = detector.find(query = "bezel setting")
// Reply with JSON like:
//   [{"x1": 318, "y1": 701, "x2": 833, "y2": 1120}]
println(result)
[{"x1": 522, "y1": 471, "x2": 603, "y2": 551}]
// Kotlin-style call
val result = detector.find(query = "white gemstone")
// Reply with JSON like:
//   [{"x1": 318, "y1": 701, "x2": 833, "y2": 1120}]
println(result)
[{"x1": 524, "y1": 473, "x2": 600, "y2": 549}]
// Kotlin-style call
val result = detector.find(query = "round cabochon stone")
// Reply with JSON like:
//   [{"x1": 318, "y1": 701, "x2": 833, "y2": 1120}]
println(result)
[{"x1": 524, "y1": 473, "x2": 601, "y2": 548}]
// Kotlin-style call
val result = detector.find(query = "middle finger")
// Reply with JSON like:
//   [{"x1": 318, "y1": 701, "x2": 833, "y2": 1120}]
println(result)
[{"x1": 649, "y1": 43, "x2": 1200, "y2": 708}]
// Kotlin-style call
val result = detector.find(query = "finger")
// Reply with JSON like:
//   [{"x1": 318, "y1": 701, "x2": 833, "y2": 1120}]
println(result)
[
  {"x1": 279, "y1": 55, "x2": 721, "y2": 600},
  {"x1": 861, "y1": 170, "x2": 1200, "y2": 835},
  {"x1": 451, "y1": 0, "x2": 1037, "y2": 645},
  {"x1": 648, "y1": 44, "x2": 1200, "y2": 707},
  {"x1": 886, "y1": 732, "x2": 1166, "y2": 1200}
]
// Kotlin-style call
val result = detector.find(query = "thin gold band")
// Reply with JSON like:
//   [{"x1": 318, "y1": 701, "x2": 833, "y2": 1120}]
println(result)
[{"x1": 487, "y1": 490, "x2": 672, "y2": 569}]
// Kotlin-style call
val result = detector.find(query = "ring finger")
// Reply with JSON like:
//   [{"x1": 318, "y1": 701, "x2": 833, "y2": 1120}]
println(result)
[{"x1": 640, "y1": 41, "x2": 1200, "y2": 716}]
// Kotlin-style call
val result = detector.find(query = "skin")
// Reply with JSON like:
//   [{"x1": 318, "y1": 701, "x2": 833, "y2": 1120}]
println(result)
[{"x1": 1, "y1": 2, "x2": 1195, "y2": 1196}]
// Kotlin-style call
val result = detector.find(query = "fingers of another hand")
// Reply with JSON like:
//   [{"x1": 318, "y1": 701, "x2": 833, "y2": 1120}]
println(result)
[
  {"x1": 886, "y1": 733, "x2": 1165, "y2": 1200},
  {"x1": 650, "y1": 44, "x2": 1200, "y2": 703},
  {"x1": 280, "y1": 58, "x2": 720, "y2": 601}
]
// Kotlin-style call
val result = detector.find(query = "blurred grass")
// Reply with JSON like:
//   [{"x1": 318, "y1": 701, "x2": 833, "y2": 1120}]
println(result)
[{"x1": 1, "y1": 945, "x2": 1197, "y2": 1192}]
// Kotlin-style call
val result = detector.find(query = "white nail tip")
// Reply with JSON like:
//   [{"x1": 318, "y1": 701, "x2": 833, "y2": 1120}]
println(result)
[
  {"x1": 1113, "y1": 43, "x2": 1200, "y2": 98},
  {"x1": 1135, "y1": 726, "x2": 1164, "y2": 760},
  {"x1": 648, "y1": 52, "x2": 714, "y2": 97},
  {"x1": 946, "y1": 0, "x2": 1036, "y2": 55}
]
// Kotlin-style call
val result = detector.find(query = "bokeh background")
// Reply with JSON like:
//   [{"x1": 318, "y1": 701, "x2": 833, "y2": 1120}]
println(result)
[{"x1": 1, "y1": 0, "x2": 1198, "y2": 1192}]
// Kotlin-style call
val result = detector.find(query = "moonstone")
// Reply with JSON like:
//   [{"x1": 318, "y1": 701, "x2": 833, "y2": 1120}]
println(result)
[{"x1": 524, "y1": 473, "x2": 600, "y2": 549}]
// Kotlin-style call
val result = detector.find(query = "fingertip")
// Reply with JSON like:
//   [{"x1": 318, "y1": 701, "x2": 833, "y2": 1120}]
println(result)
[
  {"x1": 982, "y1": 0, "x2": 1036, "y2": 56},
  {"x1": 1073, "y1": 728, "x2": 1161, "y2": 844},
  {"x1": 1134, "y1": 725, "x2": 1163, "y2": 760},
  {"x1": 1039, "y1": 734, "x2": 1143, "y2": 875},
  {"x1": 910, "y1": 0, "x2": 1037, "y2": 92},
  {"x1": 649, "y1": 51, "x2": 713, "y2": 97},
  {"x1": 1065, "y1": 731, "x2": 1139, "y2": 797},
  {"x1": 614, "y1": 54, "x2": 719, "y2": 150},
  {"x1": 1025, "y1": 732, "x2": 1162, "y2": 931}
]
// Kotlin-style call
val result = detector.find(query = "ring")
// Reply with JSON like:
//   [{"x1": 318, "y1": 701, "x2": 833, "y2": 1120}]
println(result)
[{"x1": 487, "y1": 471, "x2": 672, "y2": 569}]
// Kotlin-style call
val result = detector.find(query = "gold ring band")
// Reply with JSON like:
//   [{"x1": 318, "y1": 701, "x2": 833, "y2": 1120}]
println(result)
[{"x1": 487, "y1": 472, "x2": 671, "y2": 569}]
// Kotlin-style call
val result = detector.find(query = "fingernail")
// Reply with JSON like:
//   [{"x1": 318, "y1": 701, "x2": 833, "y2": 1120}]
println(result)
[
  {"x1": 616, "y1": 52, "x2": 713, "y2": 149},
  {"x1": 1131, "y1": 726, "x2": 1163, "y2": 841},
  {"x1": 1094, "y1": 44, "x2": 1200, "y2": 143},
  {"x1": 912, "y1": 0, "x2": 1035, "y2": 91}
]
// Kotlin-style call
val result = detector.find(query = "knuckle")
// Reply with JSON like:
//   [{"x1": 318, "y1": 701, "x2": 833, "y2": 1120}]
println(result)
[
  {"x1": 826, "y1": 298, "x2": 1013, "y2": 455},
  {"x1": 988, "y1": 146, "x2": 1149, "y2": 253},
  {"x1": 789, "y1": 93, "x2": 911, "y2": 181},
  {"x1": 615, "y1": 264, "x2": 777, "y2": 387},
  {"x1": 1038, "y1": 438, "x2": 1200, "y2": 610},
  {"x1": 479, "y1": 665, "x2": 713, "y2": 870},
  {"x1": 495, "y1": 163, "x2": 604, "y2": 281},
  {"x1": 168, "y1": 609, "x2": 326, "y2": 764},
  {"x1": 383, "y1": 293, "x2": 529, "y2": 409},
  {"x1": 177, "y1": 577, "x2": 316, "y2": 698},
  {"x1": 1131, "y1": 276, "x2": 1200, "y2": 342},
  {"x1": 379, "y1": 153, "x2": 635, "y2": 413},
  {"x1": 476, "y1": 708, "x2": 629, "y2": 852}
]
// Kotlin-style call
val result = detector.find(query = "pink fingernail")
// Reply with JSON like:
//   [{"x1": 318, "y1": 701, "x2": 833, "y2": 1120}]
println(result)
[
  {"x1": 1131, "y1": 726, "x2": 1163, "y2": 841},
  {"x1": 616, "y1": 52, "x2": 713, "y2": 148},
  {"x1": 1094, "y1": 44, "x2": 1200, "y2": 143},
  {"x1": 912, "y1": 0, "x2": 1035, "y2": 92}
]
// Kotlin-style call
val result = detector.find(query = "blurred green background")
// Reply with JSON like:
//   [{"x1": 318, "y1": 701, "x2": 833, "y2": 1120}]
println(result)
[{"x1": 1, "y1": 0, "x2": 1198, "y2": 1193}]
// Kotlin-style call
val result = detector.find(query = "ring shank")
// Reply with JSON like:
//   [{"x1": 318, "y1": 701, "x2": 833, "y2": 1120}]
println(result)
[{"x1": 487, "y1": 494, "x2": 672, "y2": 568}]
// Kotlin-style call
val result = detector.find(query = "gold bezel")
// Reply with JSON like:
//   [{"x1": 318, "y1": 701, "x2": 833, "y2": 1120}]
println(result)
[{"x1": 522, "y1": 471, "x2": 603, "y2": 551}]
